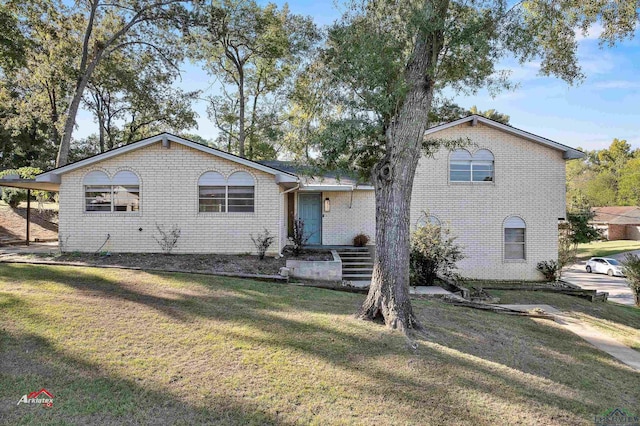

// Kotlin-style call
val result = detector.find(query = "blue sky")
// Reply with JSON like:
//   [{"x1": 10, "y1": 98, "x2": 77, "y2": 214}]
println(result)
[{"x1": 74, "y1": 1, "x2": 640, "y2": 152}]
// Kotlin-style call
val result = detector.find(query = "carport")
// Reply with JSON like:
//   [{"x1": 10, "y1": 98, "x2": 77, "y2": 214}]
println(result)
[{"x1": 0, "y1": 175, "x2": 60, "y2": 246}]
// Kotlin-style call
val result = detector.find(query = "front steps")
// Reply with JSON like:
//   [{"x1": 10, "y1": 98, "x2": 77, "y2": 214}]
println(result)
[{"x1": 337, "y1": 247, "x2": 373, "y2": 286}]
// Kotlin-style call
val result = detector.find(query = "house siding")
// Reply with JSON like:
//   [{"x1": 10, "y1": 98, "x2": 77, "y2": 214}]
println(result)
[
  {"x1": 58, "y1": 141, "x2": 282, "y2": 255},
  {"x1": 413, "y1": 122, "x2": 566, "y2": 280},
  {"x1": 321, "y1": 190, "x2": 376, "y2": 246}
]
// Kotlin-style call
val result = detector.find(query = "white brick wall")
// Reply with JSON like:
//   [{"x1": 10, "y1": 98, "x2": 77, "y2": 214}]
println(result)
[
  {"x1": 413, "y1": 122, "x2": 566, "y2": 280},
  {"x1": 321, "y1": 190, "x2": 376, "y2": 246},
  {"x1": 59, "y1": 141, "x2": 283, "y2": 255}
]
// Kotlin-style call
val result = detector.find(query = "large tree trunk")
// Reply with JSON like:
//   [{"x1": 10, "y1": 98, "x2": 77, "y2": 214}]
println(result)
[
  {"x1": 358, "y1": 33, "x2": 440, "y2": 332},
  {"x1": 56, "y1": 55, "x2": 102, "y2": 167}
]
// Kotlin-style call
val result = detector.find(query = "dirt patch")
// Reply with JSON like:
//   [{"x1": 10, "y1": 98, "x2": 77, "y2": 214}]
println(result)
[
  {"x1": 0, "y1": 204, "x2": 58, "y2": 244},
  {"x1": 9, "y1": 250, "x2": 333, "y2": 276}
]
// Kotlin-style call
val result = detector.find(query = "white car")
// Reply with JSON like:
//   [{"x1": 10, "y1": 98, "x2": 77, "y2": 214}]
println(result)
[{"x1": 585, "y1": 257, "x2": 625, "y2": 277}]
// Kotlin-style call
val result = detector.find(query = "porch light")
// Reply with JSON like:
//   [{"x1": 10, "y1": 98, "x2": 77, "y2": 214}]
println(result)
[{"x1": 324, "y1": 197, "x2": 331, "y2": 212}]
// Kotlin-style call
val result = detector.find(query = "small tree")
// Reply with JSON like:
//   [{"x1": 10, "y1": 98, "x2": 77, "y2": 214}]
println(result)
[
  {"x1": 410, "y1": 221, "x2": 464, "y2": 287},
  {"x1": 621, "y1": 253, "x2": 640, "y2": 307},
  {"x1": 289, "y1": 218, "x2": 311, "y2": 256},
  {"x1": 251, "y1": 228, "x2": 275, "y2": 260},
  {"x1": 154, "y1": 223, "x2": 181, "y2": 255}
]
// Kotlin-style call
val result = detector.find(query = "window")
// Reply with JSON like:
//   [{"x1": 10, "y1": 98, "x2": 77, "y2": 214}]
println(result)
[
  {"x1": 450, "y1": 149, "x2": 494, "y2": 182},
  {"x1": 416, "y1": 214, "x2": 441, "y2": 228},
  {"x1": 199, "y1": 172, "x2": 226, "y2": 212},
  {"x1": 228, "y1": 172, "x2": 255, "y2": 212},
  {"x1": 504, "y1": 216, "x2": 526, "y2": 260},
  {"x1": 84, "y1": 170, "x2": 140, "y2": 212},
  {"x1": 198, "y1": 171, "x2": 255, "y2": 213},
  {"x1": 112, "y1": 171, "x2": 140, "y2": 212}
]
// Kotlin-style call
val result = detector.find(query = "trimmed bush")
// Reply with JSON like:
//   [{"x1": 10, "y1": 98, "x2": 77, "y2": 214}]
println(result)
[
  {"x1": 536, "y1": 260, "x2": 560, "y2": 281},
  {"x1": 353, "y1": 233, "x2": 370, "y2": 247}
]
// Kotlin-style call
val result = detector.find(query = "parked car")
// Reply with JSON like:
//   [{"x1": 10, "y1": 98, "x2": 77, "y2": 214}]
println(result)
[{"x1": 585, "y1": 257, "x2": 625, "y2": 277}]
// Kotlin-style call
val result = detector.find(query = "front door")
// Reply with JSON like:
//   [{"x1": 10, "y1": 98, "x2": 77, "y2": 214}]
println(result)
[{"x1": 298, "y1": 193, "x2": 322, "y2": 245}]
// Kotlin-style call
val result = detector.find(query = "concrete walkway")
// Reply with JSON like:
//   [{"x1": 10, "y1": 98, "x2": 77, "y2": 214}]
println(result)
[
  {"x1": 501, "y1": 304, "x2": 640, "y2": 371},
  {"x1": 0, "y1": 241, "x2": 58, "y2": 256}
]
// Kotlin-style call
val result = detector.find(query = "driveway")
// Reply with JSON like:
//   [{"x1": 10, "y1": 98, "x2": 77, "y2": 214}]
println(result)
[{"x1": 563, "y1": 254, "x2": 636, "y2": 306}]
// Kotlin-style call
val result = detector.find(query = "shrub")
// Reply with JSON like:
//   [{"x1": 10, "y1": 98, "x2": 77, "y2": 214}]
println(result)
[
  {"x1": 153, "y1": 223, "x2": 181, "y2": 255},
  {"x1": 0, "y1": 167, "x2": 45, "y2": 208},
  {"x1": 410, "y1": 222, "x2": 464, "y2": 286},
  {"x1": 251, "y1": 229, "x2": 275, "y2": 260},
  {"x1": 289, "y1": 219, "x2": 311, "y2": 256},
  {"x1": 353, "y1": 233, "x2": 370, "y2": 247},
  {"x1": 536, "y1": 260, "x2": 560, "y2": 281},
  {"x1": 621, "y1": 253, "x2": 640, "y2": 306},
  {"x1": 1, "y1": 188, "x2": 27, "y2": 207}
]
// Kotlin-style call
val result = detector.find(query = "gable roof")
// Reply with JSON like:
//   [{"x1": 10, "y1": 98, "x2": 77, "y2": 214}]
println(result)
[
  {"x1": 591, "y1": 206, "x2": 640, "y2": 225},
  {"x1": 424, "y1": 115, "x2": 585, "y2": 160},
  {"x1": 36, "y1": 133, "x2": 298, "y2": 184},
  {"x1": 258, "y1": 160, "x2": 373, "y2": 189}
]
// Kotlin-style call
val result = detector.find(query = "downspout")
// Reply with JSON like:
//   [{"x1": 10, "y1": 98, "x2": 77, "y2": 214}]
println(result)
[{"x1": 279, "y1": 184, "x2": 300, "y2": 257}]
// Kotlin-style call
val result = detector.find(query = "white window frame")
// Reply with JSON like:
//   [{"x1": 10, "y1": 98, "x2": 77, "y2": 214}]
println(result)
[
  {"x1": 83, "y1": 170, "x2": 140, "y2": 213},
  {"x1": 198, "y1": 171, "x2": 256, "y2": 214},
  {"x1": 449, "y1": 149, "x2": 495, "y2": 183},
  {"x1": 504, "y1": 216, "x2": 526, "y2": 261}
]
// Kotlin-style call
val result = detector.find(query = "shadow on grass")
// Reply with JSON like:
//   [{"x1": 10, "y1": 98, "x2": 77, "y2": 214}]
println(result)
[
  {"x1": 0, "y1": 326, "x2": 290, "y2": 426},
  {"x1": 1, "y1": 263, "x2": 638, "y2": 423}
]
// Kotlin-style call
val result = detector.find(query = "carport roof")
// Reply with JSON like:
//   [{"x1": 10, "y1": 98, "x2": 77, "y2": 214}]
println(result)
[{"x1": 0, "y1": 178, "x2": 59, "y2": 191}]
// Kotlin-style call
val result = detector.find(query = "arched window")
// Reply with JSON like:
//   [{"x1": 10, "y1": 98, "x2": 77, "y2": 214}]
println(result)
[
  {"x1": 416, "y1": 214, "x2": 441, "y2": 228},
  {"x1": 450, "y1": 149, "x2": 494, "y2": 182},
  {"x1": 112, "y1": 171, "x2": 140, "y2": 212},
  {"x1": 198, "y1": 172, "x2": 226, "y2": 212},
  {"x1": 84, "y1": 170, "x2": 140, "y2": 212},
  {"x1": 504, "y1": 216, "x2": 526, "y2": 260},
  {"x1": 227, "y1": 171, "x2": 255, "y2": 213},
  {"x1": 84, "y1": 171, "x2": 111, "y2": 212}
]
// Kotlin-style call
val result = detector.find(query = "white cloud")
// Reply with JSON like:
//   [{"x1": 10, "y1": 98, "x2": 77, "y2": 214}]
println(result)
[
  {"x1": 593, "y1": 80, "x2": 640, "y2": 90},
  {"x1": 575, "y1": 22, "x2": 604, "y2": 42}
]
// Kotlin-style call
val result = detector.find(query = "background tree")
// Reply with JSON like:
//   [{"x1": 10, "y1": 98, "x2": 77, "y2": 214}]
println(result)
[
  {"x1": 566, "y1": 139, "x2": 640, "y2": 208},
  {"x1": 189, "y1": 0, "x2": 318, "y2": 159},
  {"x1": 468, "y1": 105, "x2": 510, "y2": 124},
  {"x1": 316, "y1": 0, "x2": 638, "y2": 332},
  {"x1": 83, "y1": 49, "x2": 198, "y2": 152},
  {"x1": 47, "y1": 0, "x2": 191, "y2": 166}
]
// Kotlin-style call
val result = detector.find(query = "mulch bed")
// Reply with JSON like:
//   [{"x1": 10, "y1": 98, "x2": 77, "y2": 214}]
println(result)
[{"x1": 8, "y1": 250, "x2": 333, "y2": 276}]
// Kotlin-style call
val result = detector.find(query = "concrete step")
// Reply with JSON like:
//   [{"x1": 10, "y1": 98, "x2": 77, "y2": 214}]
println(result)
[
  {"x1": 341, "y1": 261, "x2": 373, "y2": 266},
  {"x1": 335, "y1": 247, "x2": 369, "y2": 251},
  {"x1": 339, "y1": 256, "x2": 373, "y2": 261},
  {"x1": 343, "y1": 273, "x2": 373, "y2": 280},
  {"x1": 342, "y1": 267, "x2": 373, "y2": 273}
]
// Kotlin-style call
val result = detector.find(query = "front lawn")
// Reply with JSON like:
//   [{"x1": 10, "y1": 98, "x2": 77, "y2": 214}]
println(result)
[
  {"x1": 1, "y1": 264, "x2": 638, "y2": 425},
  {"x1": 576, "y1": 240, "x2": 640, "y2": 259}
]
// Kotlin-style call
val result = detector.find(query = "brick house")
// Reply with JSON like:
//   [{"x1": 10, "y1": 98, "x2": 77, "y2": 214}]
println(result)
[
  {"x1": 591, "y1": 206, "x2": 640, "y2": 241},
  {"x1": 15, "y1": 114, "x2": 584, "y2": 280}
]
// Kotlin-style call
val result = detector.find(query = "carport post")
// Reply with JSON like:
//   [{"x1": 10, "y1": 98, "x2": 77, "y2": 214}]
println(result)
[{"x1": 26, "y1": 189, "x2": 30, "y2": 246}]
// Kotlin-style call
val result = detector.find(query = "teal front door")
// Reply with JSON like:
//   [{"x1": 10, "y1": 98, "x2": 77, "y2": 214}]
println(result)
[{"x1": 298, "y1": 193, "x2": 322, "y2": 245}]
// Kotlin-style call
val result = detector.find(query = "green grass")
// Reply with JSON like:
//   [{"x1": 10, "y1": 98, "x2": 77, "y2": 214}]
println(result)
[
  {"x1": 576, "y1": 240, "x2": 640, "y2": 259},
  {"x1": 0, "y1": 264, "x2": 638, "y2": 425}
]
